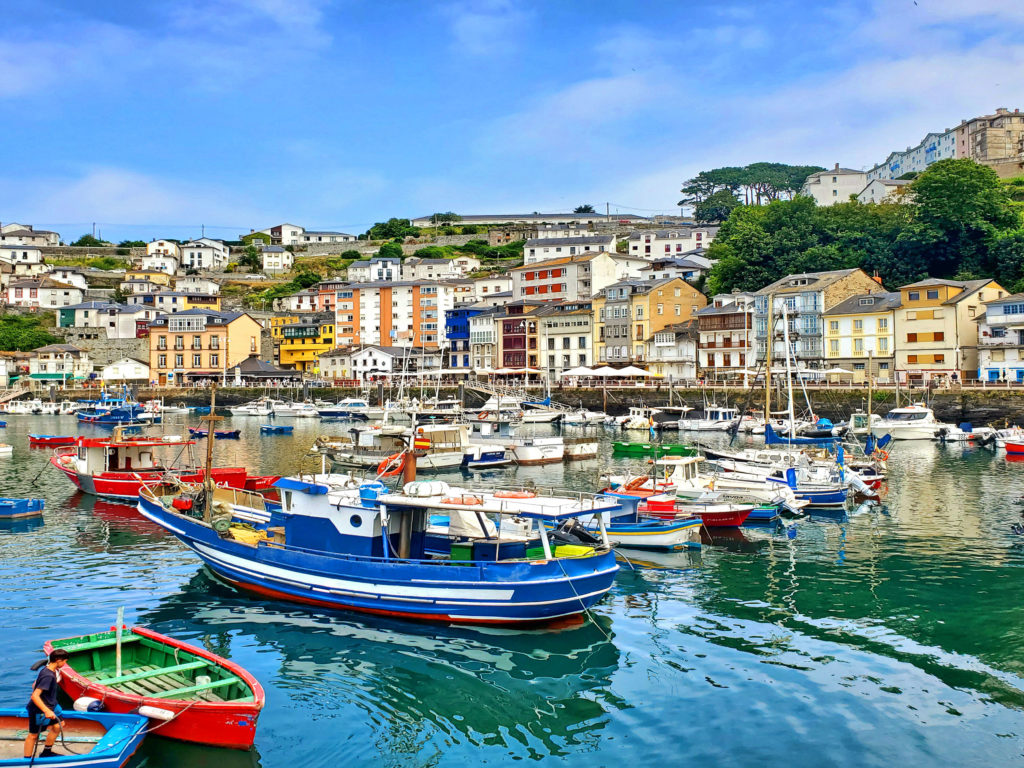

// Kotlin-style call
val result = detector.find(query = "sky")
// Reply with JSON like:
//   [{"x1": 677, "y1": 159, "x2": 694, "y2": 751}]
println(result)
[{"x1": 2, "y1": 0, "x2": 1023, "y2": 243}]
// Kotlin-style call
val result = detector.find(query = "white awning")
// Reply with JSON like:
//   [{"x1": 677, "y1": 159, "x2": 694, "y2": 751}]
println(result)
[
  {"x1": 617, "y1": 366, "x2": 651, "y2": 376},
  {"x1": 560, "y1": 366, "x2": 595, "y2": 377}
]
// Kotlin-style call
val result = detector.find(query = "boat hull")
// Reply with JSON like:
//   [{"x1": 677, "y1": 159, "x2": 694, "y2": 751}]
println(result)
[
  {"x1": 45, "y1": 627, "x2": 263, "y2": 750},
  {"x1": 50, "y1": 456, "x2": 255, "y2": 499},
  {"x1": 0, "y1": 709, "x2": 147, "y2": 768},
  {"x1": 138, "y1": 494, "x2": 618, "y2": 625}
]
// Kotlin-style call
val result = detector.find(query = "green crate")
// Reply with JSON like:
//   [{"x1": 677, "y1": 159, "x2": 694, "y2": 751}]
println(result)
[
  {"x1": 450, "y1": 543, "x2": 474, "y2": 561},
  {"x1": 526, "y1": 546, "x2": 547, "y2": 560}
]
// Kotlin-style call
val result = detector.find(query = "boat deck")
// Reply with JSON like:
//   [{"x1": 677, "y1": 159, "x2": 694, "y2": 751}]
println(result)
[{"x1": 0, "y1": 716, "x2": 104, "y2": 756}]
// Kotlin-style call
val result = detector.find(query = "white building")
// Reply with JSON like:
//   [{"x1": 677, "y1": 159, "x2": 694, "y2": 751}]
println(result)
[
  {"x1": 867, "y1": 128, "x2": 959, "y2": 182},
  {"x1": 638, "y1": 255, "x2": 712, "y2": 284},
  {"x1": 978, "y1": 293, "x2": 1024, "y2": 382},
  {"x1": 469, "y1": 309, "x2": 499, "y2": 371},
  {"x1": 348, "y1": 345, "x2": 424, "y2": 382},
  {"x1": 261, "y1": 246, "x2": 294, "y2": 274},
  {"x1": 348, "y1": 257, "x2": 401, "y2": 283},
  {"x1": 857, "y1": 179, "x2": 913, "y2": 204},
  {"x1": 146, "y1": 240, "x2": 181, "y2": 259},
  {"x1": 302, "y1": 231, "x2": 356, "y2": 244},
  {"x1": 0, "y1": 244, "x2": 45, "y2": 270},
  {"x1": 7, "y1": 277, "x2": 84, "y2": 308},
  {"x1": 533, "y1": 225, "x2": 592, "y2": 240},
  {"x1": 402, "y1": 256, "x2": 481, "y2": 281},
  {"x1": 509, "y1": 251, "x2": 648, "y2": 302},
  {"x1": 180, "y1": 239, "x2": 229, "y2": 271},
  {"x1": 283, "y1": 287, "x2": 320, "y2": 312},
  {"x1": 647, "y1": 321, "x2": 699, "y2": 381},
  {"x1": 537, "y1": 302, "x2": 593, "y2": 380},
  {"x1": 800, "y1": 164, "x2": 869, "y2": 205},
  {"x1": 101, "y1": 358, "x2": 150, "y2": 382},
  {"x1": 627, "y1": 227, "x2": 717, "y2": 258},
  {"x1": 524, "y1": 235, "x2": 616, "y2": 265},
  {"x1": 175, "y1": 275, "x2": 220, "y2": 295},
  {"x1": 255, "y1": 223, "x2": 305, "y2": 246},
  {"x1": 140, "y1": 253, "x2": 180, "y2": 274},
  {"x1": 57, "y1": 302, "x2": 154, "y2": 339},
  {"x1": 695, "y1": 292, "x2": 755, "y2": 379},
  {"x1": 46, "y1": 267, "x2": 89, "y2": 291},
  {"x1": 29, "y1": 344, "x2": 93, "y2": 383},
  {"x1": 120, "y1": 279, "x2": 163, "y2": 295},
  {"x1": 0, "y1": 224, "x2": 60, "y2": 247},
  {"x1": 470, "y1": 275, "x2": 512, "y2": 300}
]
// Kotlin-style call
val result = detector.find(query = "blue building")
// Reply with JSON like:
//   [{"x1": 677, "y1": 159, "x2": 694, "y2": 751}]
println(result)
[{"x1": 445, "y1": 306, "x2": 484, "y2": 371}]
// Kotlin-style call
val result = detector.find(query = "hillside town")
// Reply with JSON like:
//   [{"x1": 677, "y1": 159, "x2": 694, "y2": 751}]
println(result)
[{"x1": 1, "y1": 106, "x2": 1023, "y2": 392}]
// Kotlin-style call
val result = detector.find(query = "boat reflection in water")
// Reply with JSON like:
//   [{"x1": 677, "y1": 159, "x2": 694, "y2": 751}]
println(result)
[
  {"x1": 0, "y1": 515, "x2": 45, "y2": 534},
  {"x1": 141, "y1": 570, "x2": 622, "y2": 765}
]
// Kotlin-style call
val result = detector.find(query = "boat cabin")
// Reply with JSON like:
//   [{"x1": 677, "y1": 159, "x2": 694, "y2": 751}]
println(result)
[{"x1": 69, "y1": 436, "x2": 194, "y2": 474}]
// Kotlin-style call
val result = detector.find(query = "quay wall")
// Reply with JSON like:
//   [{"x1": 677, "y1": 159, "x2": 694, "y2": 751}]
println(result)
[{"x1": 41, "y1": 386, "x2": 1024, "y2": 425}]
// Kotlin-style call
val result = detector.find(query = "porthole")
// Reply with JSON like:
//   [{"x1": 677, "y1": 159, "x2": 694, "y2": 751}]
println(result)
[{"x1": 350, "y1": 514, "x2": 362, "y2": 528}]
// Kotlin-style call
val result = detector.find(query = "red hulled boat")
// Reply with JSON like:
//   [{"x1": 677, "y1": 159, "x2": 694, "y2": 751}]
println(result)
[
  {"x1": 50, "y1": 433, "x2": 278, "y2": 499},
  {"x1": 46, "y1": 626, "x2": 264, "y2": 750},
  {"x1": 639, "y1": 494, "x2": 753, "y2": 528},
  {"x1": 29, "y1": 434, "x2": 77, "y2": 447}
]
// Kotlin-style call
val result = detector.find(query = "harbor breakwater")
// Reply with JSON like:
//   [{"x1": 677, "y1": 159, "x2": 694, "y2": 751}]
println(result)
[{"x1": 46, "y1": 385, "x2": 1024, "y2": 426}]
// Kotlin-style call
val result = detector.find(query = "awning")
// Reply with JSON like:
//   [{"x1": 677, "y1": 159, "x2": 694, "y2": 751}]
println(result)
[
  {"x1": 617, "y1": 366, "x2": 651, "y2": 377},
  {"x1": 29, "y1": 373, "x2": 85, "y2": 380},
  {"x1": 560, "y1": 366, "x2": 595, "y2": 377}
]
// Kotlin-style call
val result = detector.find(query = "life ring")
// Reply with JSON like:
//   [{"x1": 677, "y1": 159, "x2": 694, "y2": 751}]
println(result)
[
  {"x1": 477, "y1": 411, "x2": 490, "y2": 420},
  {"x1": 876, "y1": 449, "x2": 889, "y2": 461},
  {"x1": 443, "y1": 495, "x2": 483, "y2": 505},
  {"x1": 377, "y1": 452, "x2": 406, "y2": 477},
  {"x1": 495, "y1": 490, "x2": 536, "y2": 499},
  {"x1": 625, "y1": 476, "x2": 647, "y2": 491}
]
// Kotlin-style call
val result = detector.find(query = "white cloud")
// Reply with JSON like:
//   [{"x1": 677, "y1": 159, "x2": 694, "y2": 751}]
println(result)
[{"x1": 441, "y1": 0, "x2": 530, "y2": 56}]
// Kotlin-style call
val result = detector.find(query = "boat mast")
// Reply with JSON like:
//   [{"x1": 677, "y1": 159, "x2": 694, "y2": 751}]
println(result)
[
  {"x1": 781, "y1": 303, "x2": 796, "y2": 439},
  {"x1": 203, "y1": 383, "x2": 221, "y2": 524},
  {"x1": 764, "y1": 293, "x2": 773, "y2": 424},
  {"x1": 867, "y1": 349, "x2": 874, "y2": 437}
]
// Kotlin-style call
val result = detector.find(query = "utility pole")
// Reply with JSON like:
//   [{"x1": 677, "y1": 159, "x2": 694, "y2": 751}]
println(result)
[
  {"x1": 606, "y1": 202, "x2": 610, "y2": 223},
  {"x1": 92, "y1": 222, "x2": 96, "y2": 237}
]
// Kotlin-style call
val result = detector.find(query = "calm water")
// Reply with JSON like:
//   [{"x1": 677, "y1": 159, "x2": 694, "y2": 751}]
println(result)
[{"x1": 2, "y1": 414, "x2": 1024, "y2": 767}]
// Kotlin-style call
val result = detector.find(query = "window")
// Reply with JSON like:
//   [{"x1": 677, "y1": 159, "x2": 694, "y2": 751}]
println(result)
[
  {"x1": 578, "y1": 336, "x2": 587, "y2": 348},
  {"x1": 547, "y1": 338, "x2": 555, "y2": 350},
  {"x1": 908, "y1": 291, "x2": 920, "y2": 301},
  {"x1": 878, "y1": 317, "x2": 888, "y2": 330},
  {"x1": 563, "y1": 337, "x2": 571, "y2": 349},
  {"x1": 210, "y1": 354, "x2": 219, "y2": 366},
  {"x1": 174, "y1": 354, "x2": 183, "y2": 367},
  {"x1": 250, "y1": 337, "x2": 257, "y2": 352},
  {"x1": 636, "y1": 306, "x2": 643, "y2": 318},
  {"x1": 829, "y1": 340, "x2": 839, "y2": 354},
  {"x1": 907, "y1": 333, "x2": 918, "y2": 342},
  {"x1": 657, "y1": 303, "x2": 663, "y2": 315},
  {"x1": 934, "y1": 354, "x2": 945, "y2": 363},
  {"x1": 158, "y1": 354, "x2": 166, "y2": 368},
  {"x1": 829, "y1": 320, "x2": 839, "y2": 332},
  {"x1": 174, "y1": 335, "x2": 184, "y2": 349},
  {"x1": 926, "y1": 289, "x2": 939, "y2": 300},
  {"x1": 192, "y1": 354, "x2": 201, "y2": 367},
  {"x1": 853, "y1": 319, "x2": 863, "y2": 331},
  {"x1": 854, "y1": 338, "x2": 864, "y2": 352},
  {"x1": 933, "y1": 331, "x2": 944, "y2": 342},
  {"x1": 674, "y1": 305, "x2": 681, "y2": 316},
  {"x1": 879, "y1": 338, "x2": 889, "y2": 352},
  {"x1": 907, "y1": 355, "x2": 918, "y2": 363},
  {"x1": 157, "y1": 335, "x2": 167, "y2": 350}
]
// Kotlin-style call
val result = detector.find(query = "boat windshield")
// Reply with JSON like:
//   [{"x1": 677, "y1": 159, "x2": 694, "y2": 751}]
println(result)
[{"x1": 884, "y1": 411, "x2": 928, "y2": 421}]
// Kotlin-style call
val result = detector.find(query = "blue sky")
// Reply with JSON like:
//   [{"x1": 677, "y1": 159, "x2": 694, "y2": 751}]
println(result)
[{"x1": 2, "y1": 0, "x2": 1023, "y2": 243}]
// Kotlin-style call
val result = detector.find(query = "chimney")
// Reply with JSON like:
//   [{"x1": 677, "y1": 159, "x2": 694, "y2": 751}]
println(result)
[
  {"x1": 834, "y1": 163, "x2": 840, "y2": 171},
  {"x1": 872, "y1": 271, "x2": 883, "y2": 286}
]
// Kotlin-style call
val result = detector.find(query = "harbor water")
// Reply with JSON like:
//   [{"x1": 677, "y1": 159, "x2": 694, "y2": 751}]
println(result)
[{"x1": 2, "y1": 414, "x2": 1024, "y2": 766}]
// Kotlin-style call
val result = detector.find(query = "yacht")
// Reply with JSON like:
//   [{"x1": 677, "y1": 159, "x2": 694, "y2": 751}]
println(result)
[
  {"x1": 677, "y1": 404, "x2": 739, "y2": 431},
  {"x1": 878, "y1": 403, "x2": 954, "y2": 440},
  {"x1": 317, "y1": 397, "x2": 384, "y2": 420}
]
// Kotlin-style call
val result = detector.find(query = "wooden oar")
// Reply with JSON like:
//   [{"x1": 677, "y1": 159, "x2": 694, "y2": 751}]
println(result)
[{"x1": 114, "y1": 607, "x2": 124, "y2": 679}]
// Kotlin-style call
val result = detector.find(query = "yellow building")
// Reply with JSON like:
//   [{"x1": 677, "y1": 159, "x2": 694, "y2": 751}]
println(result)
[
  {"x1": 149, "y1": 309, "x2": 263, "y2": 386},
  {"x1": 895, "y1": 278, "x2": 1007, "y2": 383},
  {"x1": 270, "y1": 313, "x2": 335, "y2": 372},
  {"x1": 125, "y1": 269, "x2": 173, "y2": 287},
  {"x1": 595, "y1": 277, "x2": 706, "y2": 364},
  {"x1": 823, "y1": 291, "x2": 900, "y2": 383}
]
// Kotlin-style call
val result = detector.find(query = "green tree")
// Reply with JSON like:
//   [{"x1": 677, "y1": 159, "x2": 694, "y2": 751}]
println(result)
[
  {"x1": 0, "y1": 315, "x2": 61, "y2": 351},
  {"x1": 340, "y1": 249, "x2": 362, "y2": 260},
  {"x1": 992, "y1": 229, "x2": 1024, "y2": 292},
  {"x1": 117, "y1": 240, "x2": 147, "y2": 248},
  {"x1": 429, "y1": 212, "x2": 461, "y2": 224},
  {"x1": 694, "y1": 189, "x2": 742, "y2": 223},
  {"x1": 364, "y1": 218, "x2": 421, "y2": 240},
  {"x1": 573, "y1": 204, "x2": 596, "y2": 214},
  {"x1": 71, "y1": 234, "x2": 110, "y2": 247},
  {"x1": 238, "y1": 245, "x2": 263, "y2": 271},
  {"x1": 378, "y1": 242, "x2": 404, "y2": 259},
  {"x1": 110, "y1": 285, "x2": 129, "y2": 304}
]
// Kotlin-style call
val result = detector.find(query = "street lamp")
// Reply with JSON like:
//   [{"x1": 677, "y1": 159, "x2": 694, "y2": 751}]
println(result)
[{"x1": 62, "y1": 352, "x2": 72, "y2": 390}]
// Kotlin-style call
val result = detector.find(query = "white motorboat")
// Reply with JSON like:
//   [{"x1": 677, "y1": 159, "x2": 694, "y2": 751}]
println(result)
[
  {"x1": 621, "y1": 406, "x2": 663, "y2": 430},
  {"x1": 274, "y1": 401, "x2": 320, "y2": 418},
  {"x1": 677, "y1": 404, "x2": 739, "y2": 431},
  {"x1": 933, "y1": 423, "x2": 997, "y2": 443},
  {"x1": 848, "y1": 411, "x2": 884, "y2": 436},
  {"x1": 317, "y1": 397, "x2": 385, "y2": 420},
  {"x1": 229, "y1": 398, "x2": 275, "y2": 416},
  {"x1": 322, "y1": 423, "x2": 471, "y2": 470},
  {"x1": 562, "y1": 409, "x2": 607, "y2": 426},
  {"x1": 878, "y1": 403, "x2": 954, "y2": 440}
]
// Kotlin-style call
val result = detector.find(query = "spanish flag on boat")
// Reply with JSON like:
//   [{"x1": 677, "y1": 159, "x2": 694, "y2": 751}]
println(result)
[{"x1": 414, "y1": 436, "x2": 432, "y2": 450}]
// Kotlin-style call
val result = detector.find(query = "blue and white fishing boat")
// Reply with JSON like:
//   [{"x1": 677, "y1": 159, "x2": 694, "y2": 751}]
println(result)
[
  {"x1": 0, "y1": 708, "x2": 147, "y2": 767},
  {"x1": 77, "y1": 390, "x2": 148, "y2": 426},
  {"x1": 138, "y1": 475, "x2": 619, "y2": 625},
  {"x1": 260, "y1": 424, "x2": 294, "y2": 435},
  {"x1": 0, "y1": 498, "x2": 44, "y2": 519}
]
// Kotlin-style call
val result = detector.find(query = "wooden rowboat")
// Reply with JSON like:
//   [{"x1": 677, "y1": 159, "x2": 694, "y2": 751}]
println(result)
[
  {"x1": 188, "y1": 428, "x2": 241, "y2": 439},
  {"x1": 0, "y1": 708, "x2": 147, "y2": 767},
  {"x1": 45, "y1": 626, "x2": 264, "y2": 750},
  {"x1": 0, "y1": 498, "x2": 44, "y2": 519}
]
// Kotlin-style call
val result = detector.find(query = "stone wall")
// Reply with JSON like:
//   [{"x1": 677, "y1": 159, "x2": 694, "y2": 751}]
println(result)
[
  {"x1": 51, "y1": 327, "x2": 149, "y2": 367},
  {"x1": 297, "y1": 233, "x2": 482, "y2": 258},
  {"x1": 39, "y1": 245, "x2": 146, "y2": 260}
]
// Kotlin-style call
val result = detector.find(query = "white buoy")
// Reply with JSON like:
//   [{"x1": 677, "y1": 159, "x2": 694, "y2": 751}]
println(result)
[
  {"x1": 138, "y1": 705, "x2": 175, "y2": 721},
  {"x1": 73, "y1": 697, "x2": 103, "y2": 712}
]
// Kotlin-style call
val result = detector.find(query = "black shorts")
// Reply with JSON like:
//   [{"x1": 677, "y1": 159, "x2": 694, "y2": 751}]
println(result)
[{"x1": 27, "y1": 706, "x2": 61, "y2": 734}]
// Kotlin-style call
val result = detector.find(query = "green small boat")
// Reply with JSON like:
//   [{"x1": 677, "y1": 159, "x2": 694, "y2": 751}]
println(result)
[{"x1": 611, "y1": 442, "x2": 697, "y2": 457}]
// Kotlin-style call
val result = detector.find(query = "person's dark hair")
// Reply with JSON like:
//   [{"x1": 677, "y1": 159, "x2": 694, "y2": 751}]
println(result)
[{"x1": 49, "y1": 649, "x2": 69, "y2": 663}]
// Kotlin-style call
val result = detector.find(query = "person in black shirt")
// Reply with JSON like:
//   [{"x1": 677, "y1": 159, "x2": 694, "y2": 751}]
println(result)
[{"x1": 23, "y1": 648, "x2": 69, "y2": 759}]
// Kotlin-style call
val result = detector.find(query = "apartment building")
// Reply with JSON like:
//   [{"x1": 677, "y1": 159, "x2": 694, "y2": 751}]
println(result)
[
  {"x1": 175, "y1": 276, "x2": 220, "y2": 295},
  {"x1": 180, "y1": 239, "x2": 229, "y2": 271},
  {"x1": 0, "y1": 223, "x2": 60, "y2": 247},
  {"x1": 957, "y1": 107, "x2": 1024, "y2": 178},
  {"x1": 497, "y1": 301, "x2": 544, "y2": 369},
  {"x1": 895, "y1": 278, "x2": 1006, "y2": 383},
  {"x1": 146, "y1": 239, "x2": 181, "y2": 259},
  {"x1": 857, "y1": 179, "x2": 912, "y2": 204},
  {"x1": 56, "y1": 302, "x2": 154, "y2": 339},
  {"x1": 261, "y1": 246, "x2": 294, "y2": 274},
  {"x1": 595, "y1": 278, "x2": 707, "y2": 364},
  {"x1": 647, "y1": 321, "x2": 698, "y2": 381},
  {"x1": 148, "y1": 309, "x2": 262, "y2": 386},
  {"x1": 523, "y1": 235, "x2": 616, "y2": 265},
  {"x1": 800, "y1": 164, "x2": 868, "y2": 205},
  {"x1": 29, "y1": 344, "x2": 93, "y2": 383},
  {"x1": 140, "y1": 253, "x2": 180, "y2": 274},
  {"x1": 823, "y1": 292, "x2": 900, "y2": 383},
  {"x1": 695, "y1": 292, "x2": 755, "y2": 379},
  {"x1": 445, "y1": 306, "x2": 485, "y2": 371},
  {"x1": 978, "y1": 293, "x2": 1024, "y2": 382},
  {"x1": 330, "y1": 281, "x2": 458, "y2": 349},
  {"x1": 627, "y1": 227, "x2": 717, "y2": 258},
  {"x1": 469, "y1": 308, "x2": 500, "y2": 372},
  {"x1": 755, "y1": 269, "x2": 882, "y2": 369},
  {"x1": 348, "y1": 257, "x2": 401, "y2": 283},
  {"x1": 270, "y1": 313, "x2": 335, "y2": 372},
  {"x1": 7, "y1": 277, "x2": 84, "y2": 308},
  {"x1": 509, "y1": 251, "x2": 647, "y2": 302},
  {"x1": 127, "y1": 292, "x2": 221, "y2": 314},
  {"x1": 537, "y1": 300, "x2": 593, "y2": 380}
]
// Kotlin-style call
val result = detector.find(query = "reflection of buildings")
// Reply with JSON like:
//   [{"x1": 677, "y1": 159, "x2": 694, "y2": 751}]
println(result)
[{"x1": 141, "y1": 572, "x2": 622, "y2": 761}]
